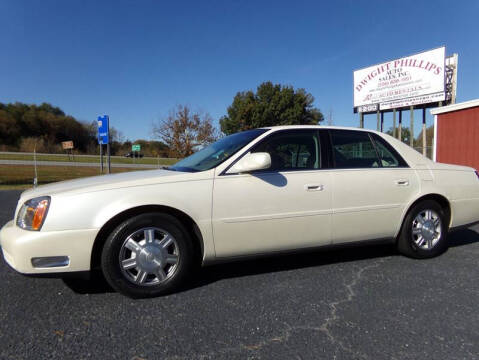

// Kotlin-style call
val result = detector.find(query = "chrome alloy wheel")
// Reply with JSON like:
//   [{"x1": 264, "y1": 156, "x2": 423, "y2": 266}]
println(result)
[
  {"x1": 119, "y1": 227, "x2": 179, "y2": 286},
  {"x1": 411, "y1": 209, "x2": 442, "y2": 250}
]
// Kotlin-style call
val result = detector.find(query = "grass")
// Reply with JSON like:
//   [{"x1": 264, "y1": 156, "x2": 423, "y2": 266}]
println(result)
[
  {"x1": 0, "y1": 152, "x2": 179, "y2": 166},
  {"x1": 0, "y1": 164, "x2": 154, "y2": 188}
]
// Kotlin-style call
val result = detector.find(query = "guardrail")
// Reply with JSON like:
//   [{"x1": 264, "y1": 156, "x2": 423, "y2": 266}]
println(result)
[{"x1": 0, "y1": 151, "x2": 178, "y2": 162}]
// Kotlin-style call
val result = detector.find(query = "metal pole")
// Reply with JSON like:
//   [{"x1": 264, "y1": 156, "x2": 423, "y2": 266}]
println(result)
[
  {"x1": 380, "y1": 112, "x2": 384, "y2": 132},
  {"x1": 410, "y1": 106, "x2": 414, "y2": 148},
  {"x1": 398, "y1": 110, "x2": 402, "y2": 141},
  {"x1": 422, "y1": 108, "x2": 427, "y2": 157},
  {"x1": 392, "y1": 109, "x2": 397, "y2": 138},
  {"x1": 376, "y1": 110, "x2": 380, "y2": 131},
  {"x1": 100, "y1": 144, "x2": 103, "y2": 173},
  {"x1": 359, "y1": 112, "x2": 364, "y2": 128},
  {"x1": 107, "y1": 143, "x2": 111, "y2": 174},
  {"x1": 451, "y1": 53, "x2": 458, "y2": 104},
  {"x1": 107, "y1": 116, "x2": 111, "y2": 174}
]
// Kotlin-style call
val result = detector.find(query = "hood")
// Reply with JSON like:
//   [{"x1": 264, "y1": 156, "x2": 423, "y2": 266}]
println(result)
[{"x1": 20, "y1": 169, "x2": 197, "y2": 200}]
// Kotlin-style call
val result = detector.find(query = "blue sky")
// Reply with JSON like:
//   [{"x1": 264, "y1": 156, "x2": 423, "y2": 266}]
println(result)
[{"x1": 1, "y1": 0, "x2": 478, "y2": 140}]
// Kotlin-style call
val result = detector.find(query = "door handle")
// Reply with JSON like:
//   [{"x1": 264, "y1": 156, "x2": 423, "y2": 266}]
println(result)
[
  {"x1": 304, "y1": 184, "x2": 324, "y2": 191},
  {"x1": 395, "y1": 179, "x2": 409, "y2": 186}
]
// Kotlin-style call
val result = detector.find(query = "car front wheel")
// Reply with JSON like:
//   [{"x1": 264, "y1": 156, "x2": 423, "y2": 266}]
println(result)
[
  {"x1": 397, "y1": 200, "x2": 449, "y2": 259},
  {"x1": 101, "y1": 212, "x2": 194, "y2": 298}
]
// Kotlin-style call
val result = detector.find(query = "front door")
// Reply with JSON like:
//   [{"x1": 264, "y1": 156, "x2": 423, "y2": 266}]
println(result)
[{"x1": 212, "y1": 129, "x2": 333, "y2": 258}]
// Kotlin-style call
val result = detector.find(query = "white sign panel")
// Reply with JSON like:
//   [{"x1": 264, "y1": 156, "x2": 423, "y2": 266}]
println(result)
[{"x1": 353, "y1": 47, "x2": 445, "y2": 111}]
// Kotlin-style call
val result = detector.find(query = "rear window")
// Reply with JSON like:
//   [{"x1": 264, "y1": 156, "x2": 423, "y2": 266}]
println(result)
[
  {"x1": 371, "y1": 134, "x2": 408, "y2": 168},
  {"x1": 330, "y1": 130, "x2": 380, "y2": 169}
]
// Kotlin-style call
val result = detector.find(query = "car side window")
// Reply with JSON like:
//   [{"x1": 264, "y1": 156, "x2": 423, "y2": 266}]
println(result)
[
  {"x1": 330, "y1": 130, "x2": 380, "y2": 169},
  {"x1": 371, "y1": 134, "x2": 408, "y2": 168},
  {"x1": 252, "y1": 131, "x2": 321, "y2": 171}
]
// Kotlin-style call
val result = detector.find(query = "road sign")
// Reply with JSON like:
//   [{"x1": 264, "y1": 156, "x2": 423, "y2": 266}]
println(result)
[
  {"x1": 61, "y1": 141, "x2": 74, "y2": 150},
  {"x1": 132, "y1": 144, "x2": 141, "y2": 152},
  {"x1": 97, "y1": 115, "x2": 109, "y2": 144}
]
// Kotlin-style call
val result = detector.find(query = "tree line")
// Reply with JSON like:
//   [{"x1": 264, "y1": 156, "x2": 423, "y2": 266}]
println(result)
[
  {"x1": 0, "y1": 102, "x2": 170, "y2": 156},
  {"x1": 0, "y1": 82, "x2": 325, "y2": 156}
]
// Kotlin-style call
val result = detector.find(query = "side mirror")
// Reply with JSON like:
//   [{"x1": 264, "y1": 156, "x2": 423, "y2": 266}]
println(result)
[{"x1": 227, "y1": 152, "x2": 271, "y2": 174}]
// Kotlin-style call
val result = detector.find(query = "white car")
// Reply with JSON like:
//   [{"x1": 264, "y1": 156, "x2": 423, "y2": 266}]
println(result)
[{"x1": 1, "y1": 126, "x2": 479, "y2": 297}]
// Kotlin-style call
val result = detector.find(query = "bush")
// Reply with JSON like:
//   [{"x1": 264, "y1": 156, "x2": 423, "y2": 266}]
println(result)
[{"x1": 19, "y1": 137, "x2": 48, "y2": 153}]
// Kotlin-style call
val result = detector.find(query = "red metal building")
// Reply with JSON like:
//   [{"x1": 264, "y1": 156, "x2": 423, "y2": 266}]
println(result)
[{"x1": 431, "y1": 99, "x2": 479, "y2": 171}]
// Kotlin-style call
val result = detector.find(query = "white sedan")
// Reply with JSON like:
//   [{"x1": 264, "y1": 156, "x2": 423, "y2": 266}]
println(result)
[{"x1": 1, "y1": 126, "x2": 479, "y2": 297}]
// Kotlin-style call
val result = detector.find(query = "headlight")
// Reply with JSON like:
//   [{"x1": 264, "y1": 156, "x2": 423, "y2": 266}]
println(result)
[{"x1": 16, "y1": 196, "x2": 51, "y2": 231}]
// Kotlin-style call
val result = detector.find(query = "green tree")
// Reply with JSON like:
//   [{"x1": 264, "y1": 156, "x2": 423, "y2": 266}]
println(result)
[
  {"x1": 0, "y1": 108, "x2": 20, "y2": 147},
  {"x1": 0, "y1": 102, "x2": 100, "y2": 153},
  {"x1": 386, "y1": 126, "x2": 414, "y2": 146},
  {"x1": 220, "y1": 81, "x2": 323, "y2": 135}
]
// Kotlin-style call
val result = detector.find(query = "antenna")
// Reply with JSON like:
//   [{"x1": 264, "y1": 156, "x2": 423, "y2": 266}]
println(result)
[{"x1": 33, "y1": 142, "x2": 38, "y2": 187}]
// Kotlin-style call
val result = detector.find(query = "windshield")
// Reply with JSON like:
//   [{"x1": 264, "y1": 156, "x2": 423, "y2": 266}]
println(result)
[{"x1": 169, "y1": 129, "x2": 268, "y2": 172}]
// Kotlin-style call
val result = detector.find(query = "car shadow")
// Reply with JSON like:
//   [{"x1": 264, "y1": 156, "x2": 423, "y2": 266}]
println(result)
[
  {"x1": 62, "y1": 272, "x2": 115, "y2": 294},
  {"x1": 253, "y1": 172, "x2": 288, "y2": 187},
  {"x1": 62, "y1": 227, "x2": 479, "y2": 296}
]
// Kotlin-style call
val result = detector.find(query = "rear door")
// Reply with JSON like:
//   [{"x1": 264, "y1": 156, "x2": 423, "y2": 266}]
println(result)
[{"x1": 329, "y1": 130, "x2": 419, "y2": 244}]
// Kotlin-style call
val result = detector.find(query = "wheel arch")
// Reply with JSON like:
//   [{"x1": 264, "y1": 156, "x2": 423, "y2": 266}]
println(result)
[
  {"x1": 90, "y1": 205, "x2": 204, "y2": 270},
  {"x1": 395, "y1": 193, "x2": 452, "y2": 239}
]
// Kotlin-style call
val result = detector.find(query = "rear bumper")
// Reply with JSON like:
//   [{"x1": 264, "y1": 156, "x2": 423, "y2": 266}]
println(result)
[
  {"x1": 0, "y1": 220, "x2": 98, "y2": 274},
  {"x1": 450, "y1": 198, "x2": 479, "y2": 228}
]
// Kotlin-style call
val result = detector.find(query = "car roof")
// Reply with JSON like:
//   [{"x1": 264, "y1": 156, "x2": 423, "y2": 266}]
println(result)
[
  {"x1": 260, "y1": 125, "x2": 382, "y2": 134},
  {"x1": 256, "y1": 125, "x2": 434, "y2": 167}
]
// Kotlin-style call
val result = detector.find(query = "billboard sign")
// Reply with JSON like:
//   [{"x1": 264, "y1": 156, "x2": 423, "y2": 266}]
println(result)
[
  {"x1": 132, "y1": 144, "x2": 141, "y2": 152},
  {"x1": 61, "y1": 141, "x2": 74, "y2": 150},
  {"x1": 97, "y1": 115, "x2": 109, "y2": 144},
  {"x1": 353, "y1": 47, "x2": 446, "y2": 112}
]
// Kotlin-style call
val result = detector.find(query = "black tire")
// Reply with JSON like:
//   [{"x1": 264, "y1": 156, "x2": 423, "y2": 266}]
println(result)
[
  {"x1": 397, "y1": 200, "x2": 449, "y2": 259},
  {"x1": 101, "y1": 212, "x2": 194, "y2": 298}
]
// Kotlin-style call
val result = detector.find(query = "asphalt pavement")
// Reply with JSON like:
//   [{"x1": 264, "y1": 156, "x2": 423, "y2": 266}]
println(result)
[{"x1": 0, "y1": 190, "x2": 478, "y2": 360}]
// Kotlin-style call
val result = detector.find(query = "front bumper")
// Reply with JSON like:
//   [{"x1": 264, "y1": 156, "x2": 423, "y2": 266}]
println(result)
[{"x1": 0, "y1": 220, "x2": 98, "y2": 274}]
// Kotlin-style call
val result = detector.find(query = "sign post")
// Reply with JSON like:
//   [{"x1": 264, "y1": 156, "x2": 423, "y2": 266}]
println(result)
[
  {"x1": 392, "y1": 109, "x2": 397, "y2": 138},
  {"x1": 97, "y1": 115, "x2": 111, "y2": 174},
  {"x1": 61, "y1": 141, "x2": 74, "y2": 161},
  {"x1": 398, "y1": 110, "x2": 402, "y2": 141},
  {"x1": 132, "y1": 144, "x2": 141, "y2": 163},
  {"x1": 410, "y1": 106, "x2": 414, "y2": 147}
]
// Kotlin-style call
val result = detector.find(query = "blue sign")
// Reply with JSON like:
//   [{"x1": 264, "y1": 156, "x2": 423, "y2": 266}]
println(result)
[{"x1": 97, "y1": 115, "x2": 109, "y2": 144}]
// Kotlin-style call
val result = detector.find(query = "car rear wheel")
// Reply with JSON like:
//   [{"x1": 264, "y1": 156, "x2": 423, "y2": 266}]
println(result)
[
  {"x1": 397, "y1": 200, "x2": 448, "y2": 259},
  {"x1": 101, "y1": 212, "x2": 194, "y2": 298}
]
